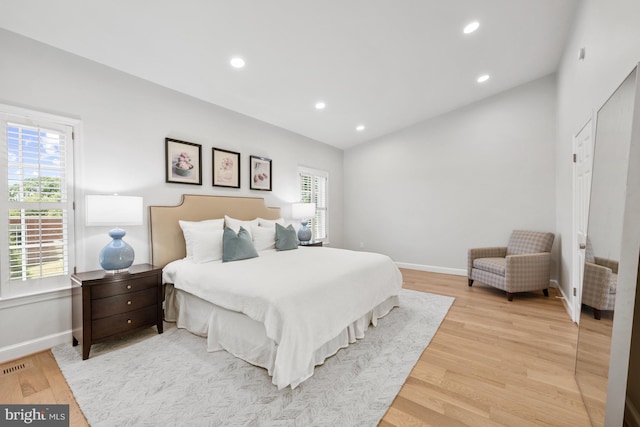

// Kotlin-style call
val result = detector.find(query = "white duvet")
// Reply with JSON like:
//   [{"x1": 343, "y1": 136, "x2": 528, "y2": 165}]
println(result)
[{"x1": 163, "y1": 247, "x2": 403, "y2": 389}]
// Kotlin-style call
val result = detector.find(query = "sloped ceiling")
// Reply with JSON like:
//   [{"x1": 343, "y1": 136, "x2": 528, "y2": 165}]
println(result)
[{"x1": 0, "y1": 0, "x2": 579, "y2": 149}]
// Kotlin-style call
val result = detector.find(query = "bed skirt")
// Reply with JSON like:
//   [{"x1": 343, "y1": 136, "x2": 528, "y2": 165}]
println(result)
[{"x1": 164, "y1": 284, "x2": 399, "y2": 388}]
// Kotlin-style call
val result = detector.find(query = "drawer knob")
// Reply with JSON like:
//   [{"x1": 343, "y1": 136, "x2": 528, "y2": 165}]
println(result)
[
  {"x1": 127, "y1": 285, "x2": 132, "y2": 290},
  {"x1": 127, "y1": 319, "x2": 132, "y2": 324},
  {"x1": 127, "y1": 300, "x2": 132, "y2": 305}
]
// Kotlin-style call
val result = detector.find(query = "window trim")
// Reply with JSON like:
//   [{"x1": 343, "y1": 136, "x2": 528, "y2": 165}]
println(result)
[
  {"x1": 1, "y1": 104, "x2": 79, "y2": 300},
  {"x1": 298, "y1": 166, "x2": 329, "y2": 243}
]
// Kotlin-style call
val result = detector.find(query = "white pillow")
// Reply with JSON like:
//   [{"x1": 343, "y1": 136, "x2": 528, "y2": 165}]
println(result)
[
  {"x1": 179, "y1": 218, "x2": 225, "y2": 259},
  {"x1": 192, "y1": 229, "x2": 224, "y2": 263},
  {"x1": 257, "y1": 217, "x2": 285, "y2": 228},
  {"x1": 224, "y1": 215, "x2": 259, "y2": 238},
  {"x1": 251, "y1": 225, "x2": 276, "y2": 252}
]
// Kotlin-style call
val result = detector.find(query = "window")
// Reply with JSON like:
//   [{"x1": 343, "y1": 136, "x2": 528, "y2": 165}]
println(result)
[
  {"x1": 298, "y1": 167, "x2": 328, "y2": 241},
  {"x1": 1, "y1": 107, "x2": 75, "y2": 299}
]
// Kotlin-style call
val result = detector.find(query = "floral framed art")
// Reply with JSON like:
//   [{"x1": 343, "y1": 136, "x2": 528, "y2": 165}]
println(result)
[
  {"x1": 249, "y1": 155, "x2": 272, "y2": 191},
  {"x1": 165, "y1": 138, "x2": 202, "y2": 185},
  {"x1": 212, "y1": 147, "x2": 240, "y2": 188}
]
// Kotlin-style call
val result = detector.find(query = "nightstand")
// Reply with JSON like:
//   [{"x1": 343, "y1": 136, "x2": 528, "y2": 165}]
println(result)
[
  {"x1": 299, "y1": 241, "x2": 323, "y2": 247},
  {"x1": 71, "y1": 263, "x2": 163, "y2": 360}
]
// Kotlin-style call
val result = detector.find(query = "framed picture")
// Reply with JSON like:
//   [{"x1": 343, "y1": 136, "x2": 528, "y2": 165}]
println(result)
[
  {"x1": 212, "y1": 147, "x2": 240, "y2": 188},
  {"x1": 165, "y1": 138, "x2": 202, "y2": 185},
  {"x1": 249, "y1": 155, "x2": 272, "y2": 191}
]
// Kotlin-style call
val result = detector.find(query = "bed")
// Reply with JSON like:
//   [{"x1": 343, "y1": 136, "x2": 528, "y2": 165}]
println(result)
[{"x1": 150, "y1": 195, "x2": 403, "y2": 389}]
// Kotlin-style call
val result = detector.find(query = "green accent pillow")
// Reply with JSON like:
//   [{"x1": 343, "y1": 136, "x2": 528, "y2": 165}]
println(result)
[
  {"x1": 275, "y1": 223, "x2": 298, "y2": 251},
  {"x1": 222, "y1": 226, "x2": 259, "y2": 262}
]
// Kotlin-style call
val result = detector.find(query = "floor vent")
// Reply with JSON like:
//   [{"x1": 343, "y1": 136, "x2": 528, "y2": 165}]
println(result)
[{"x1": 1, "y1": 360, "x2": 33, "y2": 376}]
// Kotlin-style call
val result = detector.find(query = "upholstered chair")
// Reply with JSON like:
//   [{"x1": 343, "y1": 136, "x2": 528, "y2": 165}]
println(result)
[
  {"x1": 468, "y1": 230, "x2": 555, "y2": 301},
  {"x1": 581, "y1": 241, "x2": 617, "y2": 320}
]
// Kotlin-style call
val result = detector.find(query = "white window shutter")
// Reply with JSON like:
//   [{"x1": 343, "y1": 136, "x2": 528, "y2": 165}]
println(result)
[
  {"x1": 298, "y1": 167, "x2": 328, "y2": 241},
  {"x1": 2, "y1": 110, "x2": 75, "y2": 298}
]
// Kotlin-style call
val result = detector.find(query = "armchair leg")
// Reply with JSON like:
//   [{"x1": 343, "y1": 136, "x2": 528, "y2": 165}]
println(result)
[
  {"x1": 468, "y1": 279, "x2": 473, "y2": 287},
  {"x1": 507, "y1": 292, "x2": 514, "y2": 302},
  {"x1": 593, "y1": 309, "x2": 601, "y2": 320},
  {"x1": 543, "y1": 288, "x2": 549, "y2": 297}
]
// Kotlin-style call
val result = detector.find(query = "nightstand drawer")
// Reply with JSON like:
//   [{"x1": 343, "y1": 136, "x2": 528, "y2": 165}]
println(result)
[
  {"x1": 91, "y1": 275, "x2": 158, "y2": 299},
  {"x1": 92, "y1": 305, "x2": 158, "y2": 340},
  {"x1": 92, "y1": 288, "x2": 158, "y2": 320}
]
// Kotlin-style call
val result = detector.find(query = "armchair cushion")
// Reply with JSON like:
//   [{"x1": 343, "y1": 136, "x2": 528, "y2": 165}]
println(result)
[
  {"x1": 467, "y1": 247, "x2": 507, "y2": 276},
  {"x1": 473, "y1": 258, "x2": 506, "y2": 276},
  {"x1": 506, "y1": 230, "x2": 554, "y2": 255}
]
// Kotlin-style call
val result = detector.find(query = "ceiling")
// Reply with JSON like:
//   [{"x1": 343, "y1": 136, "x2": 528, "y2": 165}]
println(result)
[{"x1": 0, "y1": 0, "x2": 579, "y2": 149}]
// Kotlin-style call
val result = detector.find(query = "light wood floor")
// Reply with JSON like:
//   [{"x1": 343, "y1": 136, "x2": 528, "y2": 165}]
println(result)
[
  {"x1": 0, "y1": 269, "x2": 591, "y2": 426},
  {"x1": 382, "y1": 269, "x2": 591, "y2": 426},
  {"x1": 0, "y1": 350, "x2": 88, "y2": 426}
]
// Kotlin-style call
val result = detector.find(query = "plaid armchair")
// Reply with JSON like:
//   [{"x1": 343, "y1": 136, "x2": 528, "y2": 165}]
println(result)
[
  {"x1": 468, "y1": 230, "x2": 555, "y2": 301},
  {"x1": 582, "y1": 241, "x2": 617, "y2": 319}
]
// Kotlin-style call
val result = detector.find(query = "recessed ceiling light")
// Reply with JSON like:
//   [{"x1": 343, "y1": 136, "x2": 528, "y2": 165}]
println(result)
[
  {"x1": 356, "y1": 125, "x2": 365, "y2": 132},
  {"x1": 463, "y1": 21, "x2": 480, "y2": 34},
  {"x1": 315, "y1": 101, "x2": 326, "y2": 110},
  {"x1": 477, "y1": 74, "x2": 490, "y2": 83},
  {"x1": 230, "y1": 57, "x2": 245, "y2": 68}
]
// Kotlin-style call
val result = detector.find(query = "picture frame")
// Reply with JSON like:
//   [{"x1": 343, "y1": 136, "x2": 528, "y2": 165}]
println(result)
[
  {"x1": 165, "y1": 138, "x2": 202, "y2": 185},
  {"x1": 249, "y1": 155, "x2": 272, "y2": 191},
  {"x1": 212, "y1": 147, "x2": 240, "y2": 188}
]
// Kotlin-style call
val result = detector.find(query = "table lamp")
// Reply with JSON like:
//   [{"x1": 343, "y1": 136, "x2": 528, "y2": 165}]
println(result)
[
  {"x1": 86, "y1": 195, "x2": 143, "y2": 272},
  {"x1": 291, "y1": 202, "x2": 316, "y2": 242}
]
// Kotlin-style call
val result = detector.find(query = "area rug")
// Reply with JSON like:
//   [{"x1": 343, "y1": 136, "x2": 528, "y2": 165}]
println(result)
[{"x1": 53, "y1": 289, "x2": 453, "y2": 426}]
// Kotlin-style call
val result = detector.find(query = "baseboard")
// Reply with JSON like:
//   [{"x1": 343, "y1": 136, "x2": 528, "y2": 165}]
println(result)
[
  {"x1": 0, "y1": 330, "x2": 72, "y2": 364},
  {"x1": 395, "y1": 262, "x2": 467, "y2": 276},
  {"x1": 552, "y1": 279, "x2": 575, "y2": 322},
  {"x1": 626, "y1": 395, "x2": 640, "y2": 427}
]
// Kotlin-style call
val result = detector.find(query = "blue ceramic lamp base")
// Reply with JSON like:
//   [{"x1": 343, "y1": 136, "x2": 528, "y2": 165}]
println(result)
[
  {"x1": 297, "y1": 220, "x2": 312, "y2": 242},
  {"x1": 99, "y1": 228, "x2": 135, "y2": 272}
]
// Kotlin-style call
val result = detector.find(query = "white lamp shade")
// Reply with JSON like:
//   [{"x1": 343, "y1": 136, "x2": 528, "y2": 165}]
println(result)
[
  {"x1": 86, "y1": 195, "x2": 143, "y2": 226},
  {"x1": 291, "y1": 202, "x2": 316, "y2": 219}
]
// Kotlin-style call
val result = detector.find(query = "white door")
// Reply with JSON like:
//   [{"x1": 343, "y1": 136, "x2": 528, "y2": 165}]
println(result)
[{"x1": 573, "y1": 118, "x2": 595, "y2": 323}]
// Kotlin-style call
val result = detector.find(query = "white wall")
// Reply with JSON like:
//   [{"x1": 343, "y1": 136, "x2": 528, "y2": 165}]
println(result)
[
  {"x1": 344, "y1": 75, "x2": 557, "y2": 276},
  {"x1": 0, "y1": 29, "x2": 344, "y2": 362}
]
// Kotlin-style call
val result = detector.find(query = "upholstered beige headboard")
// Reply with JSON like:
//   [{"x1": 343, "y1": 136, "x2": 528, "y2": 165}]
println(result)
[{"x1": 149, "y1": 194, "x2": 281, "y2": 268}]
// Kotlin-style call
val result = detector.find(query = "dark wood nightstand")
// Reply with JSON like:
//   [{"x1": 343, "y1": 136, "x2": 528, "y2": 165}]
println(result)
[
  {"x1": 299, "y1": 241, "x2": 323, "y2": 247},
  {"x1": 71, "y1": 263, "x2": 163, "y2": 360}
]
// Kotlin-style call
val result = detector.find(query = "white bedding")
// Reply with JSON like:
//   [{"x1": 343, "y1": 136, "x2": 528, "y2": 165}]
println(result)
[{"x1": 163, "y1": 247, "x2": 403, "y2": 389}]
